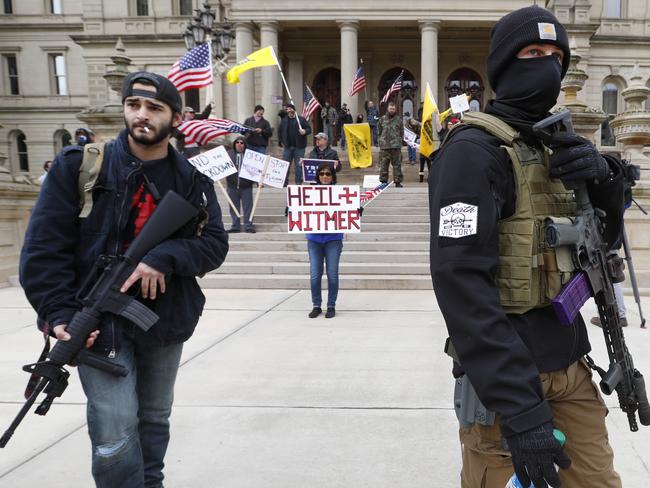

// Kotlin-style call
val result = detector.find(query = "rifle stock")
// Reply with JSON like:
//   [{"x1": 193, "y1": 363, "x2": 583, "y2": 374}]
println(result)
[{"x1": 0, "y1": 191, "x2": 199, "y2": 447}]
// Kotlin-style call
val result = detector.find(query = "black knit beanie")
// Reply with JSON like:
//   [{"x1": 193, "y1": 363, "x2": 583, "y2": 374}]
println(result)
[{"x1": 487, "y1": 5, "x2": 570, "y2": 89}]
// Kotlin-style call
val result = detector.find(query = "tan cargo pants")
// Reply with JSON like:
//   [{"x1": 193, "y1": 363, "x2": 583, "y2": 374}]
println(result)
[{"x1": 459, "y1": 359, "x2": 622, "y2": 488}]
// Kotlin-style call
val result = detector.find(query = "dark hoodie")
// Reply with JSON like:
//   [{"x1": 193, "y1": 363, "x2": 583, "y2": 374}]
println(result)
[{"x1": 226, "y1": 137, "x2": 253, "y2": 189}]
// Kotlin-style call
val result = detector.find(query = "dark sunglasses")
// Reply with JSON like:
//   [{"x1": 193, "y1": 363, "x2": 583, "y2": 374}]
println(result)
[
  {"x1": 318, "y1": 171, "x2": 332, "y2": 176},
  {"x1": 235, "y1": 141, "x2": 245, "y2": 144}
]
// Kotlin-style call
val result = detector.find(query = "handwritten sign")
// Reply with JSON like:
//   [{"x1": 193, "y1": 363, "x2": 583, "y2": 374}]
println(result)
[
  {"x1": 450, "y1": 94, "x2": 470, "y2": 114},
  {"x1": 403, "y1": 127, "x2": 420, "y2": 150},
  {"x1": 287, "y1": 185, "x2": 361, "y2": 234},
  {"x1": 239, "y1": 149, "x2": 290, "y2": 189},
  {"x1": 301, "y1": 159, "x2": 337, "y2": 184},
  {"x1": 188, "y1": 145, "x2": 237, "y2": 181},
  {"x1": 363, "y1": 175, "x2": 381, "y2": 188}
]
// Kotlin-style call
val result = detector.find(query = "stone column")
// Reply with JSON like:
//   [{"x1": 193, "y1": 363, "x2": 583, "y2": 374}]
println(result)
[
  {"x1": 338, "y1": 20, "x2": 359, "y2": 117},
  {"x1": 235, "y1": 22, "x2": 255, "y2": 123},
  {"x1": 286, "y1": 52, "x2": 304, "y2": 114},
  {"x1": 260, "y1": 21, "x2": 281, "y2": 142},
  {"x1": 260, "y1": 21, "x2": 281, "y2": 109},
  {"x1": 419, "y1": 21, "x2": 440, "y2": 102}
]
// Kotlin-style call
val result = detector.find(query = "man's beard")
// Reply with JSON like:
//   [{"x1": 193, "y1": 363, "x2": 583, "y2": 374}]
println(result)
[{"x1": 126, "y1": 118, "x2": 173, "y2": 146}]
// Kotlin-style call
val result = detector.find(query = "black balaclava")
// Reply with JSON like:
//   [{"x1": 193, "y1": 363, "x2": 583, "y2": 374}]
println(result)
[{"x1": 484, "y1": 5, "x2": 570, "y2": 140}]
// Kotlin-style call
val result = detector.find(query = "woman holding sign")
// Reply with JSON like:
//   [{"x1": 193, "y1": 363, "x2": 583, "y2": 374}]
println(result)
[{"x1": 306, "y1": 162, "x2": 343, "y2": 319}]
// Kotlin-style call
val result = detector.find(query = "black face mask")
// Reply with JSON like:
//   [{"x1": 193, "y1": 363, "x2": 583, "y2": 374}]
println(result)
[{"x1": 494, "y1": 55, "x2": 562, "y2": 120}]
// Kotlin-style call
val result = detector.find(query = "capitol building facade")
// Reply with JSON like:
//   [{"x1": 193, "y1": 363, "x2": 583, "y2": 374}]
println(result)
[{"x1": 0, "y1": 0, "x2": 649, "y2": 177}]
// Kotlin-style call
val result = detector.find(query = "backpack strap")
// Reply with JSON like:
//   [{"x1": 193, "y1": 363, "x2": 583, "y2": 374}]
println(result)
[
  {"x1": 78, "y1": 142, "x2": 105, "y2": 218},
  {"x1": 458, "y1": 112, "x2": 519, "y2": 145}
]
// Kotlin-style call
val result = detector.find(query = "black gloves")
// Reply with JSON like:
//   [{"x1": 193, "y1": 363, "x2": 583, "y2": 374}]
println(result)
[
  {"x1": 505, "y1": 422, "x2": 571, "y2": 488},
  {"x1": 548, "y1": 132, "x2": 609, "y2": 186}
]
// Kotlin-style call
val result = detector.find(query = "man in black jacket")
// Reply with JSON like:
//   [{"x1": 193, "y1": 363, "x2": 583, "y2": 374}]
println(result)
[
  {"x1": 20, "y1": 71, "x2": 229, "y2": 488},
  {"x1": 429, "y1": 7, "x2": 623, "y2": 488},
  {"x1": 278, "y1": 103, "x2": 311, "y2": 185},
  {"x1": 244, "y1": 104, "x2": 272, "y2": 154}
]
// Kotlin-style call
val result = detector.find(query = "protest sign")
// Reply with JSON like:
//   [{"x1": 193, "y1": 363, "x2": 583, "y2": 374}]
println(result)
[
  {"x1": 239, "y1": 149, "x2": 290, "y2": 188},
  {"x1": 287, "y1": 185, "x2": 361, "y2": 234},
  {"x1": 188, "y1": 145, "x2": 237, "y2": 181},
  {"x1": 301, "y1": 158, "x2": 337, "y2": 183},
  {"x1": 450, "y1": 94, "x2": 470, "y2": 114},
  {"x1": 403, "y1": 127, "x2": 420, "y2": 150},
  {"x1": 363, "y1": 175, "x2": 381, "y2": 188}
]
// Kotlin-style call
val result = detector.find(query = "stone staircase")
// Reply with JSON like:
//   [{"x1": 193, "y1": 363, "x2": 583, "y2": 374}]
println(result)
[{"x1": 205, "y1": 171, "x2": 433, "y2": 290}]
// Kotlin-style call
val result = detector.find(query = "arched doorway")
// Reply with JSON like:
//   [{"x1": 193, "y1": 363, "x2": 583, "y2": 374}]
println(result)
[
  {"x1": 445, "y1": 68, "x2": 485, "y2": 113},
  {"x1": 377, "y1": 67, "x2": 417, "y2": 117},
  {"x1": 312, "y1": 67, "x2": 341, "y2": 143}
]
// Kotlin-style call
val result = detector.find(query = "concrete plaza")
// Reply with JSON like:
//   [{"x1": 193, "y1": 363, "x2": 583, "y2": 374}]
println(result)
[{"x1": 0, "y1": 287, "x2": 649, "y2": 487}]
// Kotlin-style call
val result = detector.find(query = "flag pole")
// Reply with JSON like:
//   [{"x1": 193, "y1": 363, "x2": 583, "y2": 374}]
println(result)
[
  {"x1": 270, "y1": 46, "x2": 304, "y2": 132},
  {"x1": 360, "y1": 58, "x2": 368, "y2": 102},
  {"x1": 250, "y1": 154, "x2": 271, "y2": 223},
  {"x1": 216, "y1": 179, "x2": 241, "y2": 218},
  {"x1": 205, "y1": 40, "x2": 215, "y2": 114}
]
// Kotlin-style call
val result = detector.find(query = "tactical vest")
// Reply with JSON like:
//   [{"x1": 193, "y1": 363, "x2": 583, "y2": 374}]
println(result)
[{"x1": 455, "y1": 112, "x2": 577, "y2": 314}]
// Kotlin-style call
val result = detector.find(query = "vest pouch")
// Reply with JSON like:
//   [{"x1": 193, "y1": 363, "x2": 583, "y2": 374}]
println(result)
[
  {"x1": 541, "y1": 216, "x2": 577, "y2": 301},
  {"x1": 497, "y1": 220, "x2": 537, "y2": 312}
]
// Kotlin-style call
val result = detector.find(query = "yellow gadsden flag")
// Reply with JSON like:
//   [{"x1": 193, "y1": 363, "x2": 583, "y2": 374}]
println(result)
[
  {"x1": 420, "y1": 83, "x2": 441, "y2": 158},
  {"x1": 344, "y1": 123, "x2": 372, "y2": 168},
  {"x1": 226, "y1": 46, "x2": 278, "y2": 84}
]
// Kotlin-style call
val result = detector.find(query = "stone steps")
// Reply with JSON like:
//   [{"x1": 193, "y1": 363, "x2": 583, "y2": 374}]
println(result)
[
  {"x1": 200, "y1": 273, "x2": 434, "y2": 290},
  {"x1": 225, "y1": 250, "x2": 429, "y2": 263},
  {"x1": 211, "y1": 184, "x2": 650, "y2": 294},
  {"x1": 214, "y1": 261, "x2": 429, "y2": 275}
]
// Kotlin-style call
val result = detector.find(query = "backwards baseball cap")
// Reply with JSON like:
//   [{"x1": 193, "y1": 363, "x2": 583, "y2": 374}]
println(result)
[
  {"x1": 487, "y1": 5, "x2": 570, "y2": 89},
  {"x1": 122, "y1": 71, "x2": 183, "y2": 114}
]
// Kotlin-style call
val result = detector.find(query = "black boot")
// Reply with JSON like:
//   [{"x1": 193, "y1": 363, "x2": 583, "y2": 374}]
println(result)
[
  {"x1": 308, "y1": 307, "x2": 322, "y2": 318},
  {"x1": 325, "y1": 307, "x2": 336, "y2": 318}
]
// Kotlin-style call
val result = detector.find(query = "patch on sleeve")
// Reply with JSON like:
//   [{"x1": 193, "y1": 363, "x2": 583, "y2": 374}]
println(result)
[
  {"x1": 439, "y1": 201, "x2": 478, "y2": 239},
  {"x1": 538, "y1": 22, "x2": 557, "y2": 41}
]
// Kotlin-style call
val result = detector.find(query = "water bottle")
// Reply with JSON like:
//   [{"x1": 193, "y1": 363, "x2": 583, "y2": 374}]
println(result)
[{"x1": 504, "y1": 429, "x2": 566, "y2": 488}]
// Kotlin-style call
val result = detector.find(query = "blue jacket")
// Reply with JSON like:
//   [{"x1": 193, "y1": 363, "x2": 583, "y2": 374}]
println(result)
[
  {"x1": 20, "y1": 129, "x2": 229, "y2": 352},
  {"x1": 306, "y1": 233, "x2": 343, "y2": 243}
]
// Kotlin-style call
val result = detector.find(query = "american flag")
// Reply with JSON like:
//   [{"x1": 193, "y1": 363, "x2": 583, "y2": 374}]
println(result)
[
  {"x1": 360, "y1": 182, "x2": 391, "y2": 206},
  {"x1": 380, "y1": 70, "x2": 404, "y2": 104},
  {"x1": 349, "y1": 66, "x2": 367, "y2": 97},
  {"x1": 178, "y1": 118, "x2": 253, "y2": 146},
  {"x1": 302, "y1": 84, "x2": 321, "y2": 119},
  {"x1": 167, "y1": 43, "x2": 213, "y2": 93}
]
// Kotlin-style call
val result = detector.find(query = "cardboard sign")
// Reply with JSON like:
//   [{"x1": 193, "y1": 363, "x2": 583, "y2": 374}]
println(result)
[
  {"x1": 301, "y1": 158, "x2": 337, "y2": 184},
  {"x1": 188, "y1": 145, "x2": 237, "y2": 181},
  {"x1": 363, "y1": 175, "x2": 381, "y2": 188},
  {"x1": 403, "y1": 127, "x2": 420, "y2": 150},
  {"x1": 450, "y1": 94, "x2": 470, "y2": 114},
  {"x1": 287, "y1": 184, "x2": 361, "y2": 234},
  {"x1": 239, "y1": 149, "x2": 290, "y2": 189}
]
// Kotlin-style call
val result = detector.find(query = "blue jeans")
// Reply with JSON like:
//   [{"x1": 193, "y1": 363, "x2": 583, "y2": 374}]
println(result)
[
  {"x1": 246, "y1": 144, "x2": 266, "y2": 155},
  {"x1": 307, "y1": 239, "x2": 343, "y2": 307},
  {"x1": 227, "y1": 186, "x2": 253, "y2": 230},
  {"x1": 79, "y1": 336, "x2": 184, "y2": 488},
  {"x1": 283, "y1": 146, "x2": 305, "y2": 185},
  {"x1": 407, "y1": 145, "x2": 416, "y2": 162}
]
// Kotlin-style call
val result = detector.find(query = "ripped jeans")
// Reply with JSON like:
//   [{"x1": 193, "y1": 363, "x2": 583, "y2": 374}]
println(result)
[{"x1": 78, "y1": 336, "x2": 183, "y2": 488}]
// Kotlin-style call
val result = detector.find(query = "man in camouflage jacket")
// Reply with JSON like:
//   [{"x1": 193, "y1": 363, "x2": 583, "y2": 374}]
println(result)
[{"x1": 378, "y1": 101, "x2": 404, "y2": 186}]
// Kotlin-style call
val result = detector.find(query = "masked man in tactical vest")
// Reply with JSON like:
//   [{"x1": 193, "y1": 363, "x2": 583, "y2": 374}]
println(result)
[
  {"x1": 429, "y1": 6, "x2": 625, "y2": 488},
  {"x1": 20, "y1": 71, "x2": 229, "y2": 488}
]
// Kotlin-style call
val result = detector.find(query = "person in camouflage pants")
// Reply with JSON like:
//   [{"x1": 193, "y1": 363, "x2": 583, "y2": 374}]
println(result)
[{"x1": 378, "y1": 101, "x2": 404, "y2": 187}]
